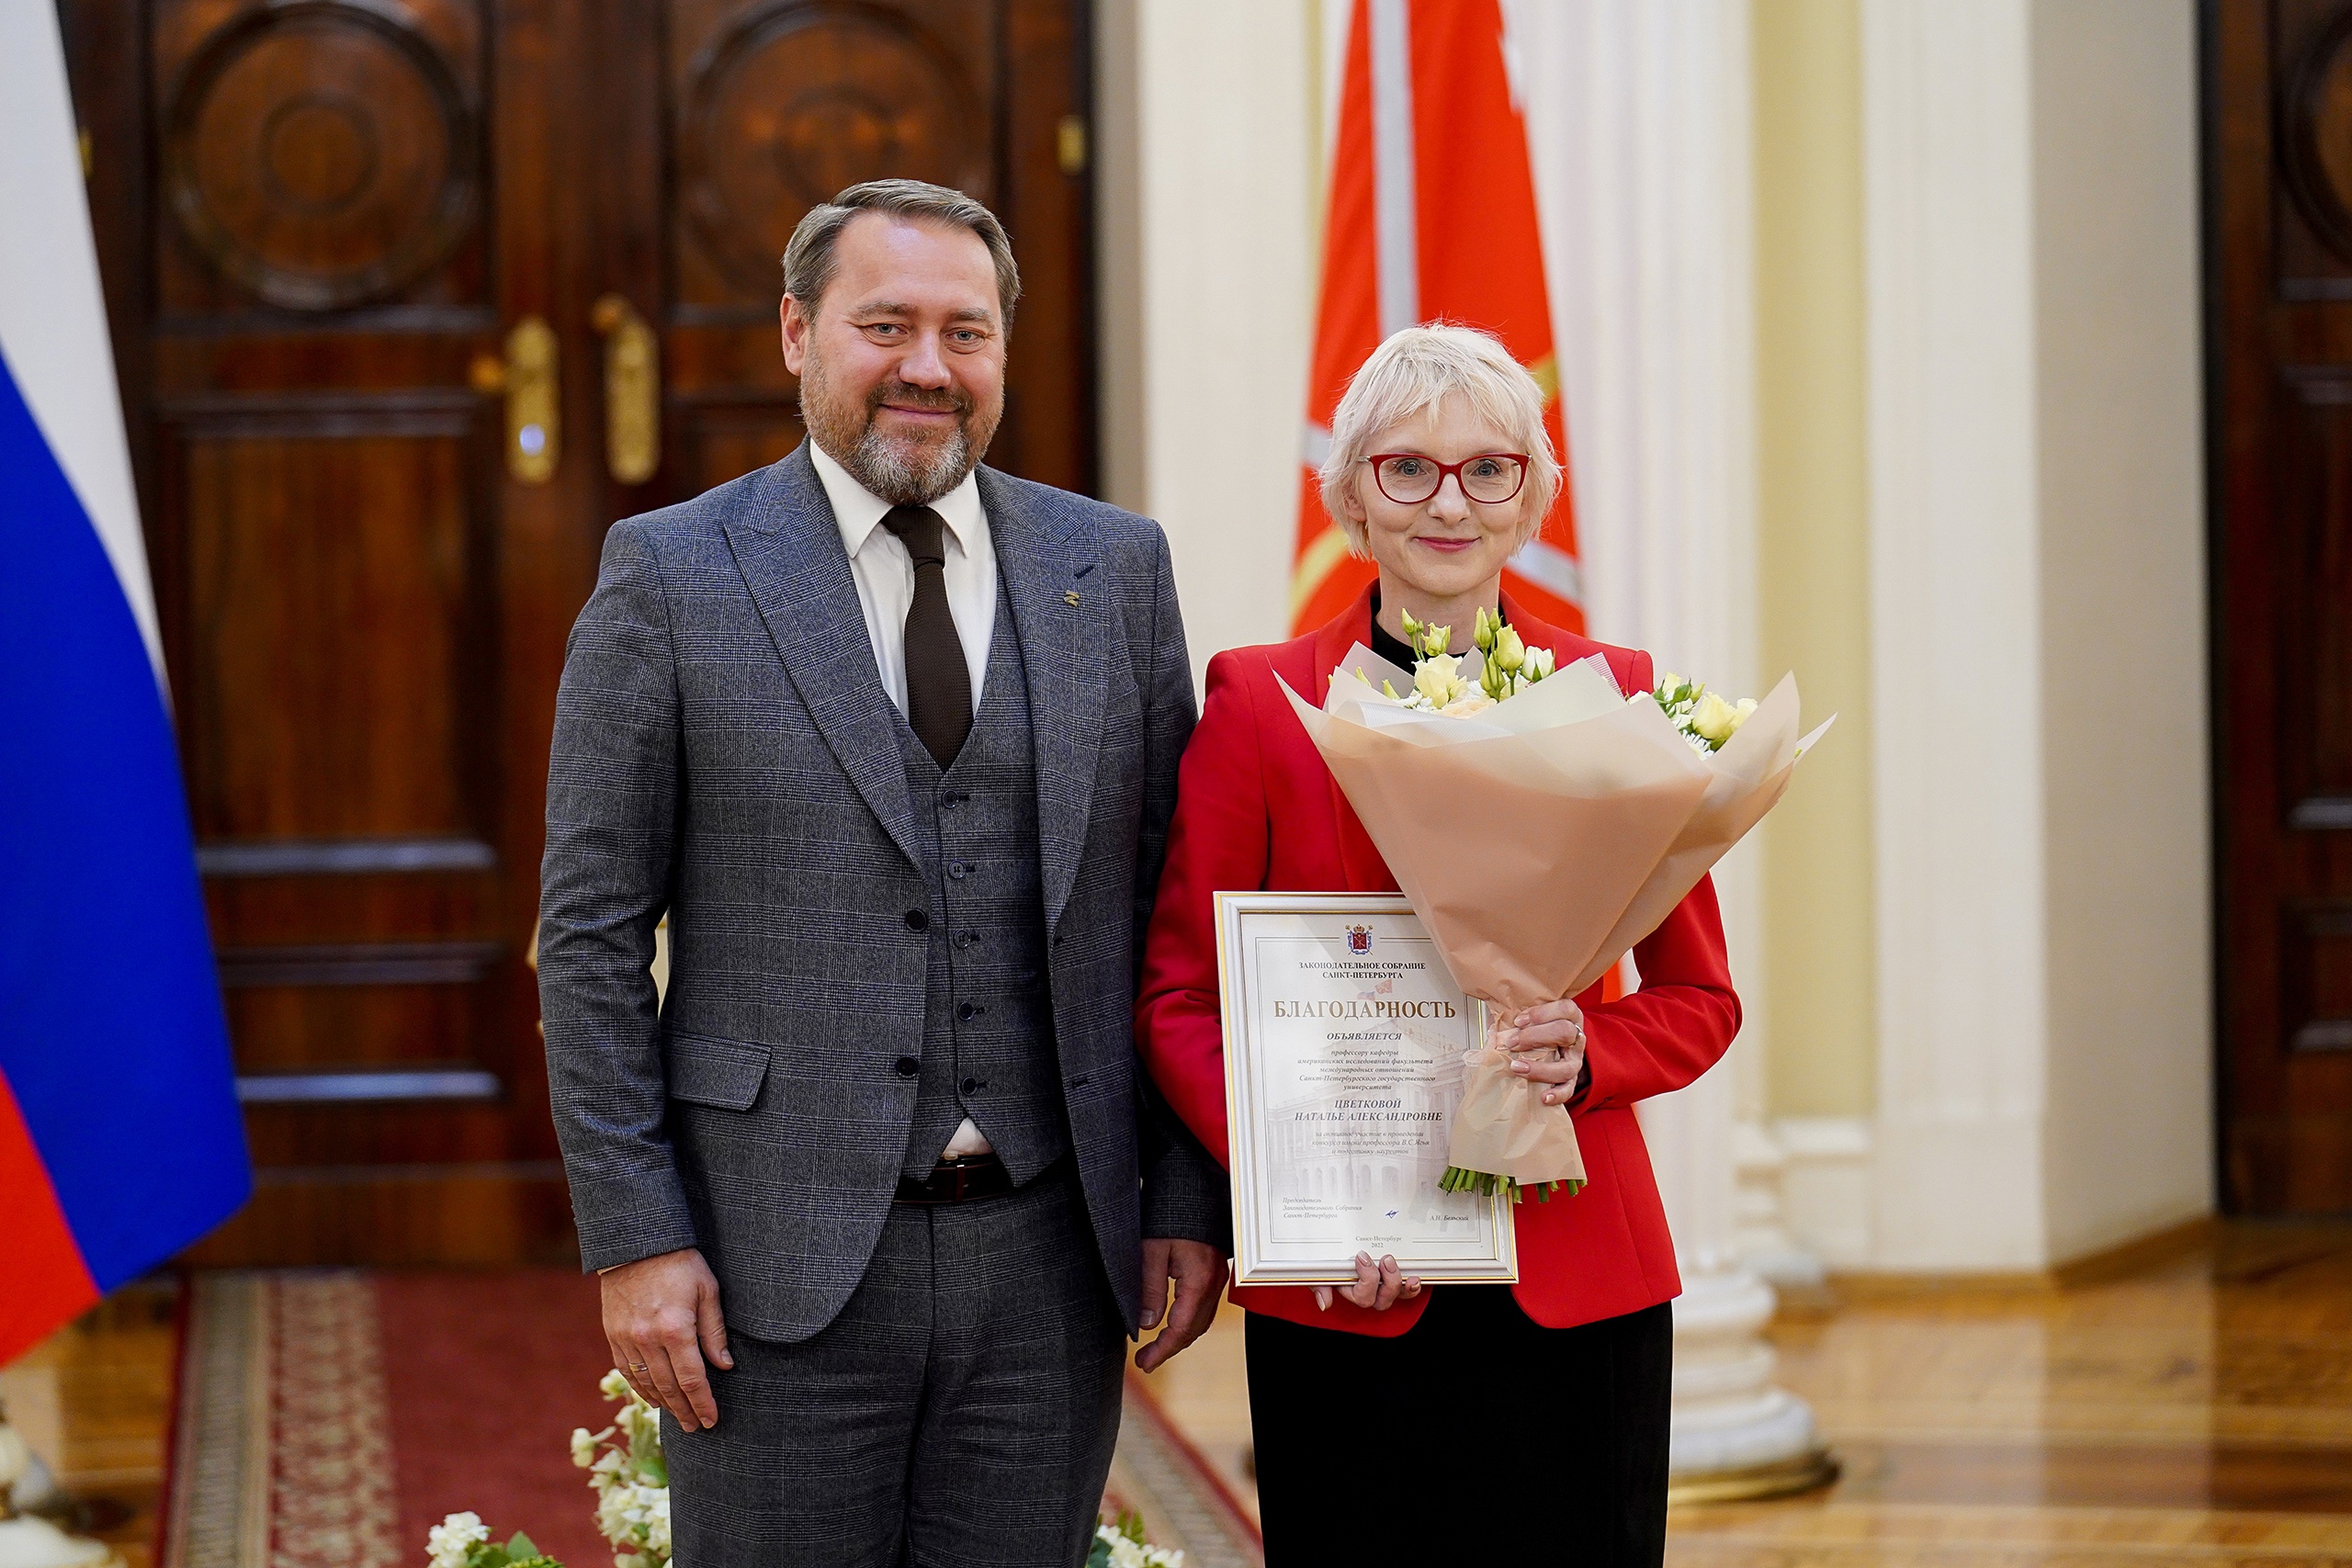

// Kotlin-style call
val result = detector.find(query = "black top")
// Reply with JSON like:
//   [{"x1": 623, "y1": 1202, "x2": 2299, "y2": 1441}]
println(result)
[{"x1": 1366, "y1": 585, "x2": 1423, "y2": 673}]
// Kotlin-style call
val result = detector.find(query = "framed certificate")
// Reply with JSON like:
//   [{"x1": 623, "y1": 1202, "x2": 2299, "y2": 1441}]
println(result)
[{"x1": 1216, "y1": 891, "x2": 1517, "y2": 1286}]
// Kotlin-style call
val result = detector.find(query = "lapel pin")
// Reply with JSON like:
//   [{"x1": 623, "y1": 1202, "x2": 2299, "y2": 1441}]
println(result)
[{"x1": 1064, "y1": 590, "x2": 1081, "y2": 606}]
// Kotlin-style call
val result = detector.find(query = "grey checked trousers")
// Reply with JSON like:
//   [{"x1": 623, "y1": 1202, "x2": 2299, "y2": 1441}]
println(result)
[{"x1": 663, "y1": 1166, "x2": 1127, "y2": 1567}]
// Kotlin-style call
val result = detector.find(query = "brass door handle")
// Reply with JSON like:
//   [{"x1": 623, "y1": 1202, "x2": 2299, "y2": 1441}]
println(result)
[
  {"x1": 468, "y1": 317, "x2": 560, "y2": 484},
  {"x1": 591, "y1": 294, "x2": 661, "y2": 485}
]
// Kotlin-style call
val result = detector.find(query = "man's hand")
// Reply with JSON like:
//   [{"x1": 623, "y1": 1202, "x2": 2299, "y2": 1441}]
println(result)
[
  {"x1": 1135, "y1": 1237, "x2": 1228, "y2": 1372},
  {"x1": 601, "y1": 1247, "x2": 734, "y2": 1432}
]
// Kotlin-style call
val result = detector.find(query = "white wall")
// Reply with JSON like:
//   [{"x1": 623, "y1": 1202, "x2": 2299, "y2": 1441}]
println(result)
[
  {"x1": 1097, "y1": 0, "x2": 1316, "y2": 691},
  {"x1": 1863, "y1": 0, "x2": 2211, "y2": 1269},
  {"x1": 2030, "y1": 0, "x2": 2213, "y2": 1259}
]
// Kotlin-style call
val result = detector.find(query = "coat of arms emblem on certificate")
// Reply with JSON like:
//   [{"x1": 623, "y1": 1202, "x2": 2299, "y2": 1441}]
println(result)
[{"x1": 1215, "y1": 891, "x2": 1518, "y2": 1286}]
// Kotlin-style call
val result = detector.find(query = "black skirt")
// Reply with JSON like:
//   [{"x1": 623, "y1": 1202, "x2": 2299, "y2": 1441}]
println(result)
[{"x1": 1244, "y1": 1290, "x2": 1673, "y2": 1566}]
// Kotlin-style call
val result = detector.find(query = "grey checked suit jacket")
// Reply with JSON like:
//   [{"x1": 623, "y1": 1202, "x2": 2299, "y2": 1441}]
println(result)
[{"x1": 538, "y1": 445, "x2": 1228, "y2": 1343}]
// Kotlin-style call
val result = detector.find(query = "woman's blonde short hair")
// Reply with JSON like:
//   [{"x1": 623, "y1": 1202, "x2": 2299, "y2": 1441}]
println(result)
[{"x1": 1317, "y1": 322, "x2": 1562, "y2": 555}]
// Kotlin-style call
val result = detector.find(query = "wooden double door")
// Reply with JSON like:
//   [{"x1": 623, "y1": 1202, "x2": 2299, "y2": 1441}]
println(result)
[
  {"x1": 62, "y1": 0, "x2": 1095, "y2": 1264},
  {"x1": 2212, "y1": 0, "x2": 2352, "y2": 1211}
]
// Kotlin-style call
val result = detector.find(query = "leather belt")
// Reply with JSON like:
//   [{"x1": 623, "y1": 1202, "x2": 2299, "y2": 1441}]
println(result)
[{"x1": 894, "y1": 1151, "x2": 1015, "y2": 1205}]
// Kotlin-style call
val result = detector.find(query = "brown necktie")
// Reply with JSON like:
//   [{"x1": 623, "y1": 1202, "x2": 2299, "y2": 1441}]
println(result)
[{"x1": 881, "y1": 505, "x2": 972, "y2": 768}]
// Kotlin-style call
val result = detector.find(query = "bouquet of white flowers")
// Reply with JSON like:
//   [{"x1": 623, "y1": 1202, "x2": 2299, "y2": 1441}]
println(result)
[
  {"x1": 1283, "y1": 612, "x2": 1830, "y2": 1201},
  {"x1": 571, "y1": 1371, "x2": 672, "y2": 1568}
]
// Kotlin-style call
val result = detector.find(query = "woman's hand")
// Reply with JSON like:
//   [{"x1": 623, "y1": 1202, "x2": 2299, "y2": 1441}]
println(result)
[
  {"x1": 1313, "y1": 1252, "x2": 1423, "y2": 1313},
  {"x1": 1496, "y1": 997, "x2": 1588, "y2": 1106}
]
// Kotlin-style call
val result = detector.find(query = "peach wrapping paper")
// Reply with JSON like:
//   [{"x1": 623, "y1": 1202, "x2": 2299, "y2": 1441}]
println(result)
[{"x1": 1278, "y1": 655, "x2": 1819, "y2": 1190}]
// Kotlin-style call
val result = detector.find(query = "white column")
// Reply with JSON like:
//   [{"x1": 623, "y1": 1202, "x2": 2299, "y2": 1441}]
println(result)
[
  {"x1": 1510, "y1": 0, "x2": 1827, "y2": 1491},
  {"x1": 1861, "y1": 0, "x2": 2051, "y2": 1269}
]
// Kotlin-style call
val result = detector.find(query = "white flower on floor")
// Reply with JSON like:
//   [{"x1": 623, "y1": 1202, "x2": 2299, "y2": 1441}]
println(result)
[
  {"x1": 576, "y1": 1370, "x2": 673, "y2": 1568},
  {"x1": 616, "y1": 1399, "x2": 662, "y2": 1453},
  {"x1": 1089, "y1": 1514, "x2": 1183, "y2": 1568},
  {"x1": 428, "y1": 1512, "x2": 489, "y2": 1568},
  {"x1": 643, "y1": 1491, "x2": 672, "y2": 1556}
]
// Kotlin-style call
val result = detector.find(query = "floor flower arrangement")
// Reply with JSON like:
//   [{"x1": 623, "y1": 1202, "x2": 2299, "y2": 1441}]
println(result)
[
  {"x1": 571, "y1": 1371, "x2": 672, "y2": 1567},
  {"x1": 424, "y1": 1515, "x2": 558, "y2": 1568},
  {"x1": 1089, "y1": 1511, "x2": 1185, "y2": 1567},
  {"x1": 425, "y1": 1373, "x2": 1183, "y2": 1566}
]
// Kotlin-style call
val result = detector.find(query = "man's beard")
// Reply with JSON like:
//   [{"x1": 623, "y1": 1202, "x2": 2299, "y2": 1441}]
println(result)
[{"x1": 799, "y1": 347, "x2": 1001, "y2": 506}]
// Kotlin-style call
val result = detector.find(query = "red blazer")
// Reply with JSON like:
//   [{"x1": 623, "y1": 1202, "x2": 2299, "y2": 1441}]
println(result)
[{"x1": 1136, "y1": 586, "x2": 1740, "y2": 1336}]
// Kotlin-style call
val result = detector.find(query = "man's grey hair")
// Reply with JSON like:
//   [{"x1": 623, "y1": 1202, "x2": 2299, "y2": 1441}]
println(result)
[
  {"x1": 782, "y1": 179, "x2": 1022, "y2": 326},
  {"x1": 1318, "y1": 322, "x2": 1563, "y2": 555}
]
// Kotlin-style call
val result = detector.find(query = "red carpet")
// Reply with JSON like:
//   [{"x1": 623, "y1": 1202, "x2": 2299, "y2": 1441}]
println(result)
[
  {"x1": 377, "y1": 1270, "x2": 616, "y2": 1568},
  {"x1": 163, "y1": 1269, "x2": 1261, "y2": 1568}
]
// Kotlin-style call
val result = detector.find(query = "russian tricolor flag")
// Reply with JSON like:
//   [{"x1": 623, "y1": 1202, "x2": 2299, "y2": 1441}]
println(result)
[{"x1": 2, "y1": 6, "x2": 250, "y2": 1365}]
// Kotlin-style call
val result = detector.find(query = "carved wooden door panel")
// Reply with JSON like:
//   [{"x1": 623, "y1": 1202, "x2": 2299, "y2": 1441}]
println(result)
[
  {"x1": 63, "y1": 0, "x2": 1093, "y2": 1265},
  {"x1": 587, "y1": 0, "x2": 1095, "y2": 506},
  {"x1": 2212, "y1": 0, "x2": 2352, "y2": 1210}
]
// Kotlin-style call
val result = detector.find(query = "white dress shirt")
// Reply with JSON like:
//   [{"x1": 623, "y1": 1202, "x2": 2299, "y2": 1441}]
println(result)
[
  {"x1": 808, "y1": 439, "x2": 997, "y2": 1161},
  {"x1": 809, "y1": 438, "x2": 995, "y2": 715}
]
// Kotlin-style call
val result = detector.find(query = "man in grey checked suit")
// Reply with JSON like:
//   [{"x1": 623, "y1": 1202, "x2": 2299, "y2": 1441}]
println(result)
[{"x1": 538, "y1": 179, "x2": 1230, "y2": 1567}]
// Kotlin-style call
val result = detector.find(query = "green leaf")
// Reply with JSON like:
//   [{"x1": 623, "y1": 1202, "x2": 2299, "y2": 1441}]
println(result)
[{"x1": 504, "y1": 1534, "x2": 540, "y2": 1560}]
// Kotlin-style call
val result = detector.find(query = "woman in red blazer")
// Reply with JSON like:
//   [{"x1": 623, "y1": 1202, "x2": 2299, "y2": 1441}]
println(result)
[{"x1": 1136, "y1": 326, "x2": 1740, "y2": 1564}]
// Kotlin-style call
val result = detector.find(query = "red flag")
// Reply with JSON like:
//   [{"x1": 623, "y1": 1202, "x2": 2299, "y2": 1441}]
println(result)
[{"x1": 1291, "y1": 0, "x2": 1583, "y2": 635}]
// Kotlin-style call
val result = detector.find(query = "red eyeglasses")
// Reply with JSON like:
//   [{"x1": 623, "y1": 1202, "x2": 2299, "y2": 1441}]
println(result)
[{"x1": 1363, "y1": 452, "x2": 1531, "y2": 506}]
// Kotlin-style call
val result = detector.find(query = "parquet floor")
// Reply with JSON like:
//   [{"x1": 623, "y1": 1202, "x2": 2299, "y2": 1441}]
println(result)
[
  {"x1": 9, "y1": 1222, "x2": 2352, "y2": 1566},
  {"x1": 1141, "y1": 1222, "x2": 2352, "y2": 1563},
  {"x1": 1676, "y1": 1221, "x2": 2352, "y2": 1566},
  {"x1": 0, "y1": 1283, "x2": 175, "y2": 1568}
]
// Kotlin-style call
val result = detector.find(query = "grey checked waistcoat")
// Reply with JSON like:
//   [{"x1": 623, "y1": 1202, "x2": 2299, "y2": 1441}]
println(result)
[{"x1": 891, "y1": 585, "x2": 1069, "y2": 1182}]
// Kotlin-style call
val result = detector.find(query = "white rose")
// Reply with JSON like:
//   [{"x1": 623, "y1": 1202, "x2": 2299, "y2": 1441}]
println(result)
[
  {"x1": 1413, "y1": 652, "x2": 1467, "y2": 708},
  {"x1": 1494, "y1": 625, "x2": 1525, "y2": 672},
  {"x1": 1733, "y1": 696, "x2": 1758, "y2": 731},
  {"x1": 1690, "y1": 690, "x2": 1742, "y2": 747},
  {"x1": 1521, "y1": 647, "x2": 1555, "y2": 681}
]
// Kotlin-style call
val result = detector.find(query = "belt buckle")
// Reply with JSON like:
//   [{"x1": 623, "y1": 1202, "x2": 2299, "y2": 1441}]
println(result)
[{"x1": 938, "y1": 1155, "x2": 981, "y2": 1202}]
